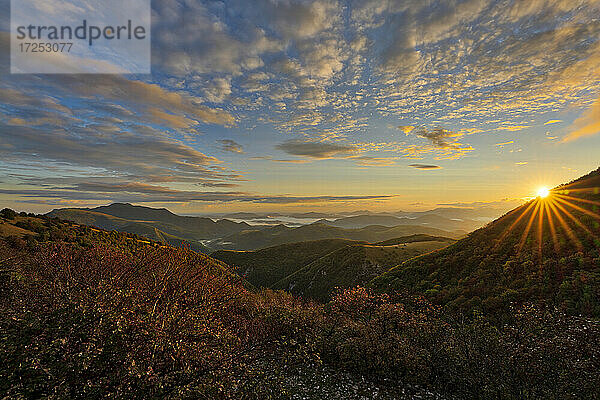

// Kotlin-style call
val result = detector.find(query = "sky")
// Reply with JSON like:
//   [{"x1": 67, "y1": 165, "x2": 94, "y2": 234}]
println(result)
[{"x1": 1, "y1": 0, "x2": 600, "y2": 215}]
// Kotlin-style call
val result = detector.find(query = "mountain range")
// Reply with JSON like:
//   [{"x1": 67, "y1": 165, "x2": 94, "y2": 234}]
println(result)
[
  {"x1": 34, "y1": 168, "x2": 600, "y2": 316},
  {"x1": 213, "y1": 234, "x2": 454, "y2": 301},
  {"x1": 2, "y1": 167, "x2": 599, "y2": 399},
  {"x1": 316, "y1": 213, "x2": 482, "y2": 231},
  {"x1": 47, "y1": 203, "x2": 253, "y2": 252},
  {"x1": 209, "y1": 222, "x2": 463, "y2": 251},
  {"x1": 47, "y1": 203, "x2": 474, "y2": 252}
]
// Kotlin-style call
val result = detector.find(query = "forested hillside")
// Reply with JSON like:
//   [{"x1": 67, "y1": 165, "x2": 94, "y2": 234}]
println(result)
[
  {"x1": 272, "y1": 236, "x2": 453, "y2": 301},
  {"x1": 211, "y1": 238, "x2": 363, "y2": 288},
  {"x1": 373, "y1": 168, "x2": 600, "y2": 318},
  {"x1": 1, "y1": 205, "x2": 599, "y2": 398},
  {"x1": 213, "y1": 222, "x2": 463, "y2": 251}
]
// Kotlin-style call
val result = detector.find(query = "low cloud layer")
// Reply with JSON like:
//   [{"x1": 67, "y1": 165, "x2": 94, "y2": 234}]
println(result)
[
  {"x1": 0, "y1": 186, "x2": 393, "y2": 205},
  {"x1": 409, "y1": 164, "x2": 442, "y2": 170},
  {"x1": 276, "y1": 139, "x2": 358, "y2": 159}
]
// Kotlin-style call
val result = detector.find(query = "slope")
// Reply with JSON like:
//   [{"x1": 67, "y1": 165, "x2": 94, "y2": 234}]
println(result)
[
  {"x1": 273, "y1": 235, "x2": 454, "y2": 301},
  {"x1": 320, "y1": 214, "x2": 483, "y2": 232},
  {"x1": 372, "y1": 167, "x2": 600, "y2": 318},
  {"x1": 47, "y1": 204, "x2": 254, "y2": 252},
  {"x1": 211, "y1": 222, "x2": 463, "y2": 251},
  {"x1": 211, "y1": 238, "x2": 363, "y2": 288}
]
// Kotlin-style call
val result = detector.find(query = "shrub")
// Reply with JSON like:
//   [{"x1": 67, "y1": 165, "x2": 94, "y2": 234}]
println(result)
[{"x1": 1, "y1": 208, "x2": 17, "y2": 220}]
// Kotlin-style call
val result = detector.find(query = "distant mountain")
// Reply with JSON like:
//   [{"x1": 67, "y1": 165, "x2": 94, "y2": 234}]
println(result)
[
  {"x1": 288, "y1": 212, "x2": 342, "y2": 219},
  {"x1": 211, "y1": 238, "x2": 363, "y2": 288},
  {"x1": 92, "y1": 203, "x2": 179, "y2": 222},
  {"x1": 372, "y1": 167, "x2": 600, "y2": 318},
  {"x1": 272, "y1": 235, "x2": 454, "y2": 301},
  {"x1": 91, "y1": 203, "x2": 250, "y2": 236},
  {"x1": 375, "y1": 234, "x2": 456, "y2": 246},
  {"x1": 399, "y1": 207, "x2": 507, "y2": 220},
  {"x1": 47, "y1": 203, "x2": 253, "y2": 252},
  {"x1": 209, "y1": 222, "x2": 463, "y2": 251},
  {"x1": 221, "y1": 212, "x2": 272, "y2": 219},
  {"x1": 319, "y1": 213, "x2": 483, "y2": 231}
]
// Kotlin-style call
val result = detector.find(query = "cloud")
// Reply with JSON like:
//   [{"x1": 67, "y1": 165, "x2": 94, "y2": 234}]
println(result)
[
  {"x1": 0, "y1": 124, "x2": 233, "y2": 181},
  {"x1": 218, "y1": 139, "x2": 244, "y2": 154},
  {"x1": 505, "y1": 0, "x2": 584, "y2": 22},
  {"x1": 42, "y1": 75, "x2": 236, "y2": 127},
  {"x1": 497, "y1": 125, "x2": 529, "y2": 132},
  {"x1": 417, "y1": 0, "x2": 488, "y2": 44},
  {"x1": 276, "y1": 139, "x2": 359, "y2": 159},
  {"x1": 398, "y1": 125, "x2": 415, "y2": 134},
  {"x1": 152, "y1": 0, "x2": 281, "y2": 76},
  {"x1": 436, "y1": 198, "x2": 525, "y2": 211},
  {"x1": 253, "y1": 0, "x2": 339, "y2": 40},
  {"x1": 376, "y1": 12, "x2": 421, "y2": 75},
  {"x1": 199, "y1": 182, "x2": 240, "y2": 188},
  {"x1": 69, "y1": 182, "x2": 179, "y2": 194},
  {"x1": 250, "y1": 156, "x2": 312, "y2": 164},
  {"x1": 271, "y1": 159, "x2": 312, "y2": 164},
  {"x1": 544, "y1": 119, "x2": 562, "y2": 125},
  {"x1": 202, "y1": 78, "x2": 232, "y2": 103},
  {"x1": 562, "y1": 98, "x2": 600, "y2": 142},
  {"x1": 495, "y1": 141, "x2": 514, "y2": 146},
  {"x1": 352, "y1": 156, "x2": 396, "y2": 166},
  {"x1": 409, "y1": 164, "x2": 442, "y2": 170},
  {"x1": 0, "y1": 187, "x2": 394, "y2": 205},
  {"x1": 412, "y1": 127, "x2": 463, "y2": 149}
]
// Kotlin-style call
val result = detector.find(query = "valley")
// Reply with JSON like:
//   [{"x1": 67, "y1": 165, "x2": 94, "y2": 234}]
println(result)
[{"x1": 1, "y1": 168, "x2": 599, "y2": 399}]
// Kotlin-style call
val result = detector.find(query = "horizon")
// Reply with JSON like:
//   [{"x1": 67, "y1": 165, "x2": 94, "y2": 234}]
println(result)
[{"x1": 2, "y1": 198, "x2": 522, "y2": 218}]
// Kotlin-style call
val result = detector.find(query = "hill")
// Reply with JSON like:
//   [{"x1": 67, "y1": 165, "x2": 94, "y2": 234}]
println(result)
[
  {"x1": 375, "y1": 234, "x2": 456, "y2": 246},
  {"x1": 320, "y1": 214, "x2": 483, "y2": 232},
  {"x1": 92, "y1": 203, "x2": 249, "y2": 235},
  {"x1": 211, "y1": 238, "x2": 364, "y2": 288},
  {"x1": 0, "y1": 210, "x2": 205, "y2": 253},
  {"x1": 210, "y1": 222, "x2": 463, "y2": 251},
  {"x1": 1, "y1": 207, "x2": 598, "y2": 398},
  {"x1": 46, "y1": 208, "x2": 210, "y2": 252},
  {"x1": 272, "y1": 236, "x2": 454, "y2": 301},
  {"x1": 398, "y1": 207, "x2": 506, "y2": 220},
  {"x1": 47, "y1": 203, "x2": 253, "y2": 252},
  {"x1": 372, "y1": 167, "x2": 600, "y2": 318}
]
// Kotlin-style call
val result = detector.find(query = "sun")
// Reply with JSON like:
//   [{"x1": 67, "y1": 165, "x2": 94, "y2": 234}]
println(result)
[{"x1": 537, "y1": 187, "x2": 550, "y2": 198}]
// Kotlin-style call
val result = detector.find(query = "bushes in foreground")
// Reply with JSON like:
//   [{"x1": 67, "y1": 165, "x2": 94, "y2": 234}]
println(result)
[
  {"x1": 1, "y1": 241, "x2": 599, "y2": 399},
  {"x1": 0, "y1": 242, "x2": 318, "y2": 399}
]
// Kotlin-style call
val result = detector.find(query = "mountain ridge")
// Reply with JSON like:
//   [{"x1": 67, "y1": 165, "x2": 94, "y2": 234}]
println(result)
[{"x1": 371, "y1": 167, "x2": 600, "y2": 317}]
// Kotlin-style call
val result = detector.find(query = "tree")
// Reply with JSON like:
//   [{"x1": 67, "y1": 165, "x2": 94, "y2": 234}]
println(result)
[{"x1": 1, "y1": 208, "x2": 17, "y2": 220}]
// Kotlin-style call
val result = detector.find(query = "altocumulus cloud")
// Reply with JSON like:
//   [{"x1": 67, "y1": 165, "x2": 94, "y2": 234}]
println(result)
[
  {"x1": 218, "y1": 139, "x2": 244, "y2": 154},
  {"x1": 410, "y1": 127, "x2": 464, "y2": 149},
  {"x1": 3, "y1": 0, "x2": 600, "y2": 208}
]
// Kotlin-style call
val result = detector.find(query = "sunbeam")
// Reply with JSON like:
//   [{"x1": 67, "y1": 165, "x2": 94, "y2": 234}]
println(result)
[
  {"x1": 518, "y1": 201, "x2": 541, "y2": 254},
  {"x1": 547, "y1": 199, "x2": 584, "y2": 251},
  {"x1": 495, "y1": 184, "x2": 600, "y2": 262},
  {"x1": 543, "y1": 200, "x2": 560, "y2": 253},
  {"x1": 554, "y1": 196, "x2": 600, "y2": 220}
]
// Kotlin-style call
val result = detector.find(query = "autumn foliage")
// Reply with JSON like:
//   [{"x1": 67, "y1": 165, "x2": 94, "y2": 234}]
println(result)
[{"x1": 1, "y1": 234, "x2": 599, "y2": 398}]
